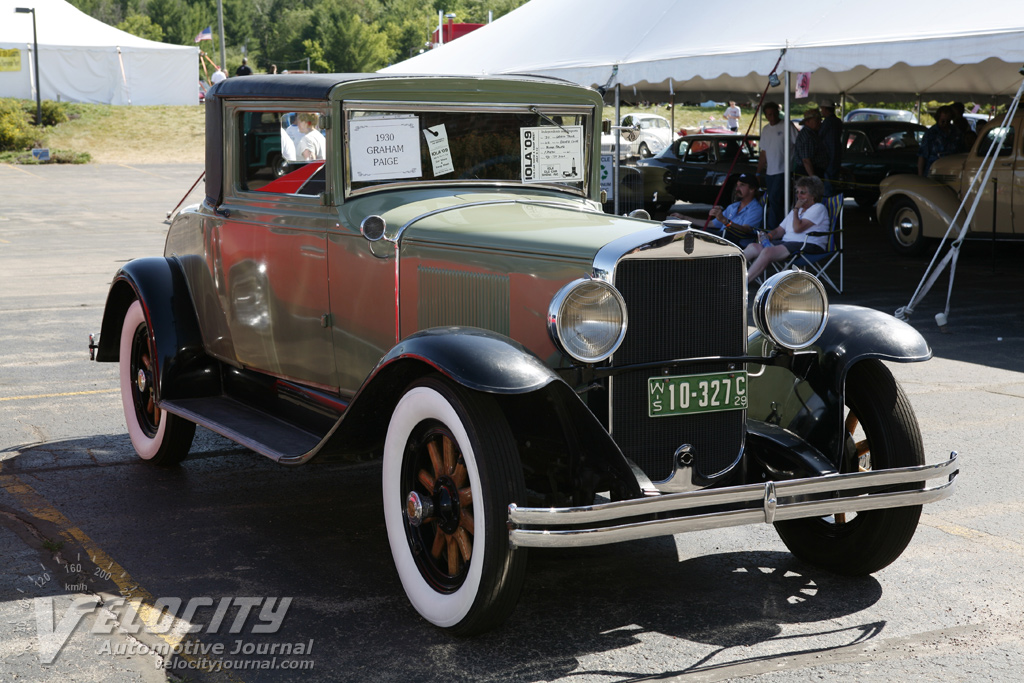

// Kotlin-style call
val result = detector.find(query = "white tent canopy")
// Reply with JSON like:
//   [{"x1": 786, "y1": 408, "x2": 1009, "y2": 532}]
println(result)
[
  {"x1": 1, "y1": 0, "x2": 197, "y2": 106},
  {"x1": 383, "y1": 0, "x2": 1024, "y2": 102}
]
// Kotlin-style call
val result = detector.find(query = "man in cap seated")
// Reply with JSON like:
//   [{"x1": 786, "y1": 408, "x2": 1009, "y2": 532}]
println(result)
[{"x1": 668, "y1": 173, "x2": 764, "y2": 247}]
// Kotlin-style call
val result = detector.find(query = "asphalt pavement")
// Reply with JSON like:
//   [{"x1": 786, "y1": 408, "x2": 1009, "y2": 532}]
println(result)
[{"x1": 1, "y1": 162, "x2": 1023, "y2": 682}]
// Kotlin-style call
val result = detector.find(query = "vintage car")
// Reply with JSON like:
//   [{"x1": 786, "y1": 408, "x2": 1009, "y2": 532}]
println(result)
[
  {"x1": 877, "y1": 113, "x2": 1018, "y2": 254},
  {"x1": 838, "y1": 121, "x2": 927, "y2": 207},
  {"x1": 630, "y1": 133, "x2": 760, "y2": 212},
  {"x1": 843, "y1": 108, "x2": 918, "y2": 124},
  {"x1": 90, "y1": 73, "x2": 957, "y2": 635},
  {"x1": 601, "y1": 112, "x2": 673, "y2": 159}
]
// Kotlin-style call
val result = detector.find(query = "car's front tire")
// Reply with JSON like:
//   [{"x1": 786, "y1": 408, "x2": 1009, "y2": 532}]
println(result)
[
  {"x1": 886, "y1": 197, "x2": 927, "y2": 255},
  {"x1": 638, "y1": 142, "x2": 652, "y2": 158},
  {"x1": 119, "y1": 300, "x2": 195, "y2": 465},
  {"x1": 382, "y1": 377, "x2": 527, "y2": 635},
  {"x1": 774, "y1": 360, "x2": 924, "y2": 575}
]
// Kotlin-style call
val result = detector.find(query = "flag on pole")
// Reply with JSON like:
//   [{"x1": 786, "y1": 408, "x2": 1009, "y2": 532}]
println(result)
[{"x1": 194, "y1": 26, "x2": 213, "y2": 43}]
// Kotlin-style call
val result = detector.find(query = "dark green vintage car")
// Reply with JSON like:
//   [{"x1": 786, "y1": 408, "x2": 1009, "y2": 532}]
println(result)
[{"x1": 91, "y1": 73, "x2": 957, "y2": 635}]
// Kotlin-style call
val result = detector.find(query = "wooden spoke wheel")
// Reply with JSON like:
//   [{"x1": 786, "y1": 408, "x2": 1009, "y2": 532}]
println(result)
[
  {"x1": 382, "y1": 376, "x2": 526, "y2": 635},
  {"x1": 118, "y1": 300, "x2": 195, "y2": 465}
]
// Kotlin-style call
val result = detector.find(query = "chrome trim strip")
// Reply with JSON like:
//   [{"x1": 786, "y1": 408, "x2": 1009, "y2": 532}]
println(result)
[{"x1": 507, "y1": 452, "x2": 958, "y2": 548}]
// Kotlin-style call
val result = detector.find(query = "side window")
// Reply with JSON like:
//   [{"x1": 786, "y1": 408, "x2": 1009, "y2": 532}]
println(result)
[
  {"x1": 845, "y1": 131, "x2": 869, "y2": 154},
  {"x1": 238, "y1": 109, "x2": 327, "y2": 196},
  {"x1": 684, "y1": 140, "x2": 710, "y2": 163},
  {"x1": 977, "y1": 126, "x2": 1014, "y2": 157}
]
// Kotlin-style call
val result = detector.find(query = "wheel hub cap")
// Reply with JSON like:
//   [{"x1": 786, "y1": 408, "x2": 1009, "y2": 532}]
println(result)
[{"x1": 136, "y1": 368, "x2": 148, "y2": 392}]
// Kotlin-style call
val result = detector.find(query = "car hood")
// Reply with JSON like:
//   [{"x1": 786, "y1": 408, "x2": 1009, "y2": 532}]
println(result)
[{"x1": 379, "y1": 192, "x2": 657, "y2": 262}]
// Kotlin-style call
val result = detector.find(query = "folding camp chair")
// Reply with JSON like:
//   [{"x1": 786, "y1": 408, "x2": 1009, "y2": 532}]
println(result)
[{"x1": 774, "y1": 193, "x2": 844, "y2": 293}]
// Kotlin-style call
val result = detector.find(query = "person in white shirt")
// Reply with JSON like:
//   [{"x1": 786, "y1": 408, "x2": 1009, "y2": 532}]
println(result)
[
  {"x1": 210, "y1": 68, "x2": 227, "y2": 85},
  {"x1": 296, "y1": 113, "x2": 325, "y2": 161},
  {"x1": 757, "y1": 101, "x2": 797, "y2": 230},
  {"x1": 744, "y1": 175, "x2": 829, "y2": 283},
  {"x1": 724, "y1": 101, "x2": 741, "y2": 132}
]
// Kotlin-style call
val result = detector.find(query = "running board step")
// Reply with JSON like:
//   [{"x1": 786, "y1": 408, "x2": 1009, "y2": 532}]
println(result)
[{"x1": 162, "y1": 396, "x2": 324, "y2": 462}]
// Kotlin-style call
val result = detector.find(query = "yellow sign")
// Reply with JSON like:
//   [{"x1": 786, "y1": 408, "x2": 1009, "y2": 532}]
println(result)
[{"x1": 0, "y1": 49, "x2": 22, "y2": 72}]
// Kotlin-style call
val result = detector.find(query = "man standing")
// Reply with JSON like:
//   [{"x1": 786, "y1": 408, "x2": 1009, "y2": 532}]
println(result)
[
  {"x1": 918, "y1": 105, "x2": 964, "y2": 176},
  {"x1": 794, "y1": 107, "x2": 828, "y2": 179},
  {"x1": 236, "y1": 57, "x2": 252, "y2": 76},
  {"x1": 819, "y1": 103, "x2": 843, "y2": 194},
  {"x1": 757, "y1": 102, "x2": 796, "y2": 230},
  {"x1": 724, "y1": 101, "x2": 741, "y2": 133}
]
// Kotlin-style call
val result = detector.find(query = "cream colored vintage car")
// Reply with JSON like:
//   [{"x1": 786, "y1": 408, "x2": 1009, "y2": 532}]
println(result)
[{"x1": 877, "y1": 114, "x2": 1019, "y2": 254}]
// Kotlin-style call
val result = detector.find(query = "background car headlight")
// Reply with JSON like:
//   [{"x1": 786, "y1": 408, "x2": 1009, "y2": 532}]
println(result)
[
  {"x1": 548, "y1": 279, "x2": 628, "y2": 363},
  {"x1": 753, "y1": 270, "x2": 828, "y2": 350}
]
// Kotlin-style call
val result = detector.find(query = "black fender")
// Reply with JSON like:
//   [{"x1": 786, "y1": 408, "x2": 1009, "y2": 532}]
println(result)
[
  {"x1": 747, "y1": 304, "x2": 930, "y2": 469},
  {"x1": 318, "y1": 327, "x2": 643, "y2": 502},
  {"x1": 94, "y1": 257, "x2": 219, "y2": 401}
]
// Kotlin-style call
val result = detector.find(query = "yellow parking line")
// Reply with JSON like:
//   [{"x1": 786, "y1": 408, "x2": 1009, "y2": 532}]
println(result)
[
  {"x1": 0, "y1": 462, "x2": 244, "y2": 681},
  {"x1": 0, "y1": 163, "x2": 46, "y2": 178},
  {"x1": 0, "y1": 389, "x2": 119, "y2": 402}
]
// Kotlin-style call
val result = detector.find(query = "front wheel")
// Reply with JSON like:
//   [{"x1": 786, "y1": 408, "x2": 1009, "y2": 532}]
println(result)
[
  {"x1": 382, "y1": 377, "x2": 527, "y2": 635},
  {"x1": 638, "y1": 142, "x2": 652, "y2": 158},
  {"x1": 119, "y1": 300, "x2": 195, "y2": 465},
  {"x1": 774, "y1": 360, "x2": 924, "y2": 575},
  {"x1": 886, "y1": 197, "x2": 927, "y2": 255}
]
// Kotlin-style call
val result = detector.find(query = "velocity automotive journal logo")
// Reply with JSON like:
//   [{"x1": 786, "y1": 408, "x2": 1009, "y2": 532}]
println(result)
[{"x1": 33, "y1": 594, "x2": 295, "y2": 665}]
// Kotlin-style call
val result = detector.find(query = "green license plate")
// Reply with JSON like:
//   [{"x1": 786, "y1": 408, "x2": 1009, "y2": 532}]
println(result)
[{"x1": 648, "y1": 370, "x2": 748, "y2": 418}]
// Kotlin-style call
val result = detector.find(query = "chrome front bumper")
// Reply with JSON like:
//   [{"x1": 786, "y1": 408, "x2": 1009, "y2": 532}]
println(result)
[{"x1": 508, "y1": 452, "x2": 958, "y2": 548}]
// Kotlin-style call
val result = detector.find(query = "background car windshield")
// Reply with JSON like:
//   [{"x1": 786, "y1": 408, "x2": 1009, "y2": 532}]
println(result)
[{"x1": 345, "y1": 107, "x2": 591, "y2": 195}]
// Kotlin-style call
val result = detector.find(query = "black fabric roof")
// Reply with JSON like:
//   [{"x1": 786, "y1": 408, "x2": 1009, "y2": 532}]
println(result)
[{"x1": 208, "y1": 73, "x2": 381, "y2": 100}]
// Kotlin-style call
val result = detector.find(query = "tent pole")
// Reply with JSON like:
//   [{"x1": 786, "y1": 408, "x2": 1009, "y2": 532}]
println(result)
[
  {"x1": 784, "y1": 71, "x2": 791, "y2": 215},
  {"x1": 217, "y1": 0, "x2": 226, "y2": 73},
  {"x1": 614, "y1": 84, "x2": 621, "y2": 215}
]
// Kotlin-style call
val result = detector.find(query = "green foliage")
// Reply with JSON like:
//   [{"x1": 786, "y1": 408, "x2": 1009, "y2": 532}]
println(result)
[
  {"x1": 70, "y1": 0, "x2": 530, "y2": 74},
  {"x1": 117, "y1": 13, "x2": 166, "y2": 42},
  {"x1": 39, "y1": 100, "x2": 70, "y2": 127},
  {"x1": 0, "y1": 99, "x2": 35, "y2": 152}
]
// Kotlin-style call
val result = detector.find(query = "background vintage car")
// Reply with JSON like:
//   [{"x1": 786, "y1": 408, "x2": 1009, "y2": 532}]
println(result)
[
  {"x1": 600, "y1": 112, "x2": 673, "y2": 159},
  {"x1": 843, "y1": 107, "x2": 919, "y2": 123},
  {"x1": 627, "y1": 133, "x2": 760, "y2": 212},
  {"x1": 93, "y1": 73, "x2": 955, "y2": 637},
  {"x1": 877, "y1": 113, "x2": 1020, "y2": 254},
  {"x1": 838, "y1": 120, "x2": 927, "y2": 207}
]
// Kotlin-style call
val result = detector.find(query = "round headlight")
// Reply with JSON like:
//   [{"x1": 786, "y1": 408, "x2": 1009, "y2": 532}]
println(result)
[
  {"x1": 753, "y1": 270, "x2": 828, "y2": 350},
  {"x1": 548, "y1": 279, "x2": 628, "y2": 363}
]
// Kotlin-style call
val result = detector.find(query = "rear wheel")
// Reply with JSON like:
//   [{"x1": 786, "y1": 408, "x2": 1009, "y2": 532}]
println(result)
[
  {"x1": 119, "y1": 300, "x2": 195, "y2": 465},
  {"x1": 774, "y1": 360, "x2": 924, "y2": 575},
  {"x1": 382, "y1": 377, "x2": 526, "y2": 635}
]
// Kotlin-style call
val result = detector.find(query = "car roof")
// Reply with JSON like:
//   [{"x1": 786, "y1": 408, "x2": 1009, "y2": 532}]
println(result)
[{"x1": 209, "y1": 72, "x2": 580, "y2": 101}]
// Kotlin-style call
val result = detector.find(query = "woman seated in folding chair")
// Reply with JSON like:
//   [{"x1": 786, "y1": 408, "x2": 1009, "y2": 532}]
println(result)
[{"x1": 744, "y1": 175, "x2": 829, "y2": 284}]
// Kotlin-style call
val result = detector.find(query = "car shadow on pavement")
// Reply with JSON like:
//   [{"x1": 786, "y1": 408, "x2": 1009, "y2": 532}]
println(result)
[{"x1": 3, "y1": 434, "x2": 890, "y2": 683}]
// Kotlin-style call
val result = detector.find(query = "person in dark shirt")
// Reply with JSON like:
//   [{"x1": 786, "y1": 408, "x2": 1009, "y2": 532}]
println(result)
[
  {"x1": 918, "y1": 105, "x2": 964, "y2": 175},
  {"x1": 794, "y1": 107, "x2": 828, "y2": 179},
  {"x1": 818, "y1": 103, "x2": 843, "y2": 194},
  {"x1": 236, "y1": 58, "x2": 252, "y2": 76}
]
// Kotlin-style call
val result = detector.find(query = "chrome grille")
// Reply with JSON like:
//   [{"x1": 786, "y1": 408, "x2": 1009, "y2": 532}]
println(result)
[{"x1": 611, "y1": 255, "x2": 746, "y2": 482}]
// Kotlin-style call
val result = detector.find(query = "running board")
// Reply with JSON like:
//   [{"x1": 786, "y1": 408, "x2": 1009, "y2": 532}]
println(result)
[{"x1": 162, "y1": 396, "x2": 323, "y2": 462}]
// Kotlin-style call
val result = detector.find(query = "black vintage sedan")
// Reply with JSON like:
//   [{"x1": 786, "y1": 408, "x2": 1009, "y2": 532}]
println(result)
[
  {"x1": 839, "y1": 121, "x2": 927, "y2": 206},
  {"x1": 630, "y1": 134, "x2": 760, "y2": 213}
]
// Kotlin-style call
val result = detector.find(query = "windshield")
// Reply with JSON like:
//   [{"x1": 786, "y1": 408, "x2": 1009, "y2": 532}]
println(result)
[{"x1": 344, "y1": 104, "x2": 593, "y2": 197}]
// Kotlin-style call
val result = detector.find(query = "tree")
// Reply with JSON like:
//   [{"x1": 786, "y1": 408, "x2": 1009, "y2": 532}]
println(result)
[
  {"x1": 117, "y1": 14, "x2": 166, "y2": 42},
  {"x1": 308, "y1": 0, "x2": 390, "y2": 73}
]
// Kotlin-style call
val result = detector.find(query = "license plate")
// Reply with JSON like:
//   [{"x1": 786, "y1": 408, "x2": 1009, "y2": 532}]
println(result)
[{"x1": 648, "y1": 370, "x2": 748, "y2": 418}]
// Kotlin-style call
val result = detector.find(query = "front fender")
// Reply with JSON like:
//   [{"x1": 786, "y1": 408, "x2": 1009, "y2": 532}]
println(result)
[
  {"x1": 315, "y1": 327, "x2": 643, "y2": 500},
  {"x1": 94, "y1": 257, "x2": 219, "y2": 401},
  {"x1": 877, "y1": 174, "x2": 961, "y2": 239},
  {"x1": 748, "y1": 304, "x2": 930, "y2": 467}
]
